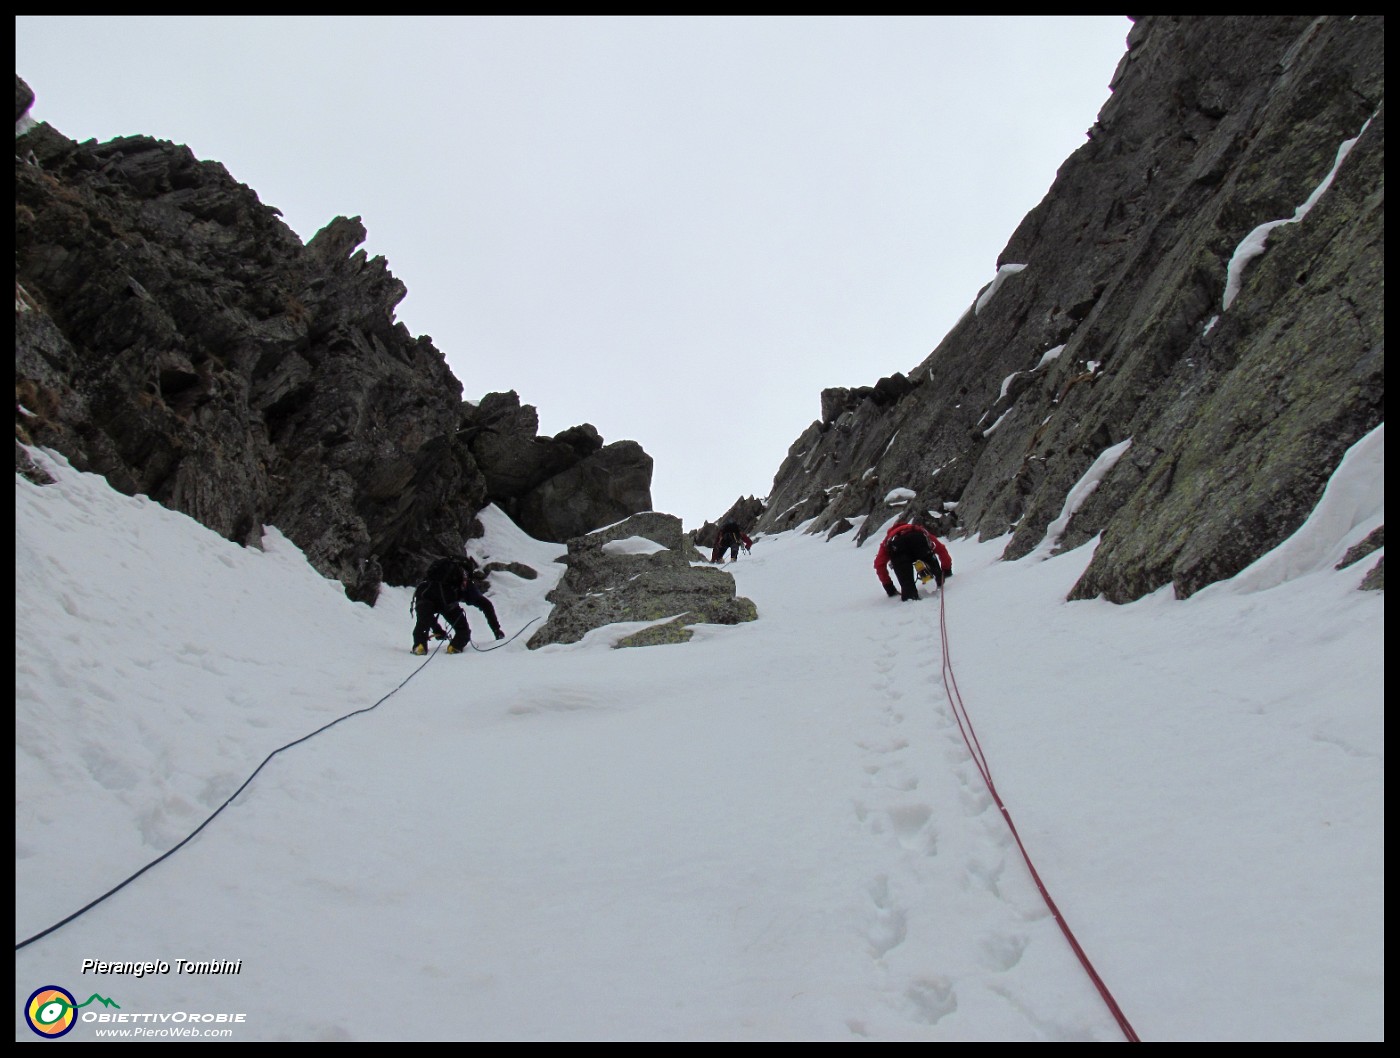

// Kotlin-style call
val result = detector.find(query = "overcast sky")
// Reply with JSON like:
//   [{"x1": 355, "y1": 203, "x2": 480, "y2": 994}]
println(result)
[{"x1": 15, "y1": 15, "x2": 1131, "y2": 529}]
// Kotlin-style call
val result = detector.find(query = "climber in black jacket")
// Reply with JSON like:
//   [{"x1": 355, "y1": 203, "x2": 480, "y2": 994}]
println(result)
[{"x1": 411, "y1": 557, "x2": 504, "y2": 654}]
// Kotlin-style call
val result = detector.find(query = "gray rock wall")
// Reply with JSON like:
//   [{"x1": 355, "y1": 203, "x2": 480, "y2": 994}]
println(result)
[
  {"x1": 751, "y1": 15, "x2": 1384, "y2": 601},
  {"x1": 527, "y1": 512, "x2": 757, "y2": 649}
]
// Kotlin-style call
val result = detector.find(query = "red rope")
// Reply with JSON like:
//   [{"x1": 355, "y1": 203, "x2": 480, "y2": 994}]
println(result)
[{"x1": 936, "y1": 589, "x2": 1141, "y2": 1042}]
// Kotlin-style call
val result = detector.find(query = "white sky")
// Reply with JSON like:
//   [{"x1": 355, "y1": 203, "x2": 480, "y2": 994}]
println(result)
[
  {"x1": 15, "y1": 423, "x2": 1383, "y2": 1042},
  {"x1": 14, "y1": 15, "x2": 1131, "y2": 529}
]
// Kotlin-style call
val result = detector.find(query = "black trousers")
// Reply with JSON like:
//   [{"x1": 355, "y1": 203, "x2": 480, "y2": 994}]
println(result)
[
  {"x1": 889, "y1": 533, "x2": 938, "y2": 601},
  {"x1": 711, "y1": 536, "x2": 741, "y2": 562},
  {"x1": 414, "y1": 603, "x2": 470, "y2": 650}
]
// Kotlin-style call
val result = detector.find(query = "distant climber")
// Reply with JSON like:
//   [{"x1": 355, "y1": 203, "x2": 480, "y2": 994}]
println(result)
[
  {"x1": 874, "y1": 520, "x2": 952, "y2": 601},
  {"x1": 411, "y1": 556, "x2": 504, "y2": 655},
  {"x1": 711, "y1": 520, "x2": 753, "y2": 563}
]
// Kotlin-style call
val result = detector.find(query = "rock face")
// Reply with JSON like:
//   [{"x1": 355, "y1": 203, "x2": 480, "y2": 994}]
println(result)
[
  {"x1": 14, "y1": 77, "x2": 653, "y2": 602},
  {"x1": 461, "y1": 391, "x2": 654, "y2": 544},
  {"x1": 750, "y1": 16, "x2": 1384, "y2": 601},
  {"x1": 526, "y1": 512, "x2": 758, "y2": 649}
]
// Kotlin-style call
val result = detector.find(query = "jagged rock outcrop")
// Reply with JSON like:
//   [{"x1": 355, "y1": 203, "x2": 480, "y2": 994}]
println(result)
[
  {"x1": 461, "y1": 391, "x2": 654, "y2": 543},
  {"x1": 752, "y1": 16, "x2": 1384, "y2": 601},
  {"x1": 512, "y1": 439, "x2": 655, "y2": 545},
  {"x1": 1339, "y1": 526, "x2": 1384, "y2": 591},
  {"x1": 14, "y1": 75, "x2": 654, "y2": 601},
  {"x1": 527, "y1": 512, "x2": 757, "y2": 649}
]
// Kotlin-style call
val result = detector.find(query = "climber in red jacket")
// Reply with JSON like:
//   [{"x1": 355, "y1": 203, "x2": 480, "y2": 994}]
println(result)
[{"x1": 874, "y1": 520, "x2": 952, "y2": 601}]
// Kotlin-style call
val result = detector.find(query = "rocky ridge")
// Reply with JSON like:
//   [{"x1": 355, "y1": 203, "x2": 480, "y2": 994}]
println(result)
[
  {"x1": 14, "y1": 75, "x2": 652, "y2": 604},
  {"x1": 749, "y1": 15, "x2": 1384, "y2": 602}
]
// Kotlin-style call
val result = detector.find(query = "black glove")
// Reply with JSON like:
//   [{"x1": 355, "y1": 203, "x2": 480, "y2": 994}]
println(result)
[
  {"x1": 492, "y1": 627, "x2": 505, "y2": 641},
  {"x1": 884, "y1": 583, "x2": 899, "y2": 598}
]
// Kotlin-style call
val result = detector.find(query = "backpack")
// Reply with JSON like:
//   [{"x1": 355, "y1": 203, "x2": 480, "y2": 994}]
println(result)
[
  {"x1": 425, "y1": 556, "x2": 472, "y2": 587},
  {"x1": 411, "y1": 556, "x2": 476, "y2": 614}
]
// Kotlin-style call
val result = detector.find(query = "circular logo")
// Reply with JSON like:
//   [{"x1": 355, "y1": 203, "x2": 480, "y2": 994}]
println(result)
[{"x1": 25, "y1": 985, "x2": 78, "y2": 1038}]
